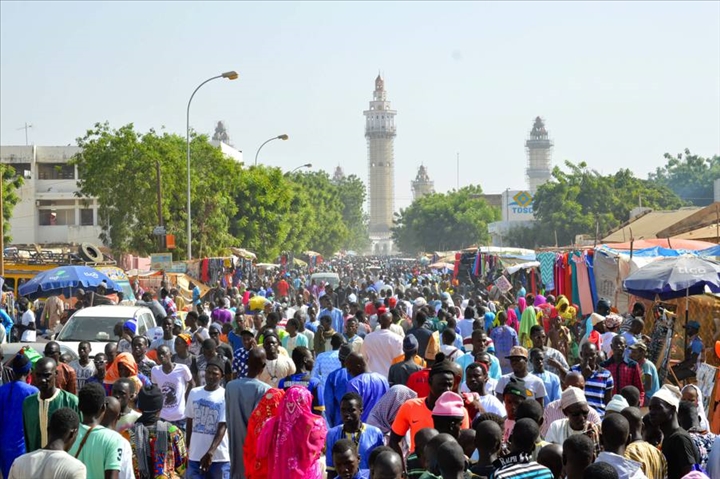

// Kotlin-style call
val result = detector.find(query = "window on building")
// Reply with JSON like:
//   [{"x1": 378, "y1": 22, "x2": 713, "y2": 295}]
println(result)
[
  {"x1": 80, "y1": 209, "x2": 94, "y2": 226},
  {"x1": 6, "y1": 163, "x2": 32, "y2": 178},
  {"x1": 37, "y1": 163, "x2": 75, "y2": 180},
  {"x1": 39, "y1": 209, "x2": 76, "y2": 226}
]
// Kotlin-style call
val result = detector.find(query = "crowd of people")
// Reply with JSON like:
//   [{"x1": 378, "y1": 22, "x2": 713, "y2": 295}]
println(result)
[{"x1": 0, "y1": 260, "x2": 718, "y2": 479}]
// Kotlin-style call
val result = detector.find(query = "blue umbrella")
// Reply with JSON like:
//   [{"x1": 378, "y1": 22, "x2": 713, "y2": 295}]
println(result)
[
  {"x1": 622, "y1": 255, "x2": 720, "y2": 300},
  {"x1": 623, "y1": 255, "x2": 720, "y2": 355},
  {"x1": 18, "y1": 265, "x2": 121, "y2": 300}
]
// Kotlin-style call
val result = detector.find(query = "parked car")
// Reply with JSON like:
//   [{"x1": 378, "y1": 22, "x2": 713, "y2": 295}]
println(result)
[
  {"x1": 56, "y1": 305, "x2": 157, "y2": 358},
  {"x1": 1, "y1": 341, "x2": 79, "y2": 364},
  {"x1": 309, "y1": 272, "x2": 341, "y2": 289}
]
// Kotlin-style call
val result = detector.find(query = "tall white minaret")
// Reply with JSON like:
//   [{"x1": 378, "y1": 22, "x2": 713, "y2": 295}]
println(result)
[
  {"x1": 525, "y1": 116, "x2": 553, "y2": 193},
  {"x1": 364, "y1": 74, "x2": 397, "y2": 245}
]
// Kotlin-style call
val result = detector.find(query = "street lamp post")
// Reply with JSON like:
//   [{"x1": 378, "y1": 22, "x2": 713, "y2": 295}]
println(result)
[
  {"x1": 186, "y1": 70, "x2": 238, "y2": 260},
  {"x1": 290, "y1": 163, "x2": 312, "y2": 174},
  {"x1": 254, "y1": 134, "x2": 289, "y2": 166}
]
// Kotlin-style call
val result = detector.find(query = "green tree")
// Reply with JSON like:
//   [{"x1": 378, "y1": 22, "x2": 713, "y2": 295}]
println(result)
[
  {"x1": 531, "y1": 161, "x2": 685, "y2": 246},
  {"x1": 288, "y1": 171, "x2": 349, "y2": 256},
  {"x1": 649, "y1": 149, "x2": 720, "y2": 206},
  {"x1": 1, "y1": 165, "x2": 24, "y2": 244},
  {"x1": 391, "y1": 185, "x2": 500, "y2": 255},
  {"x1": 229, "y1": 166, "x2": 297, "y2": 261},
  {"x1": 73, "y1": 122, "x2": 242, "y2": 257},
  {"x1": 335, "y1": 174, "x2": 370, "y2": 251}
]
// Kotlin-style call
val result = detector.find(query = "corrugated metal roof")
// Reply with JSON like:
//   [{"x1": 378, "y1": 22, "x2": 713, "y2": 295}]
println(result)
[{"x1": 602, "y1": 208, "x2": 702, "y2": 243}]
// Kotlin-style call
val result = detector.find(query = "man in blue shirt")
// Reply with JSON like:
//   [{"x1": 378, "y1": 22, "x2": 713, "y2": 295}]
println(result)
[
  {"x1": 320, "y1": 295, "x2": 345, "y2": 337},
  {"x1": 326, "y1": 394, "x2": 384, "y2": 478},
  {"x1": 670, "y1": 321, "x2": 704, "y2": 386},
  {"x1": 324, "y1": 344, "x2": 352, "y2": 428},
  {"x1": 530, "y1": 348, "x2": 561, "y2": 403},
  {"x1": 629, "y1": 341, "x2": 659, "y2": 405}
]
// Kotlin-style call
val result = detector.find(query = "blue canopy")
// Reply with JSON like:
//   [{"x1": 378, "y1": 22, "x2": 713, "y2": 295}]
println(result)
[
  {"x1": 622, "y1": 256, "x2": 720, "y2": 300},
  {"x1": 19, "y1": 265, "x2": 121, "y2": 300}
]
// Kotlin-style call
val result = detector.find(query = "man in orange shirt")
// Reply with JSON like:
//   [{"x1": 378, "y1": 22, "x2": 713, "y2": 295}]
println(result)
[{"x1": 389, "y1": 353, "x2": 469, "y2": 454}]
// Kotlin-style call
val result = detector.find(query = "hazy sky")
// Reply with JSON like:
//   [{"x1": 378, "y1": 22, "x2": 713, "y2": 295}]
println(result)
[{"x1": 1, "y1": 1, "x2": 718, "y2": 211}]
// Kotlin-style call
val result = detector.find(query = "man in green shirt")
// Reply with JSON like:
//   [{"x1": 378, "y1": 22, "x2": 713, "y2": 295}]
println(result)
[
  {"x1": 22, "y1": 357, "x2": 79, "y2": 452},
  {"x1": 69, "y1": 383, "x2": 126, "y2": 479}
]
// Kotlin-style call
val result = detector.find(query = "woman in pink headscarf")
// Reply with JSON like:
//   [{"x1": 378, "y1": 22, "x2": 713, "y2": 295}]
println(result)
[
  {"x1": 506, "y1": 308, "x2": 519, "y2": 332},
  {"x1": 256, "y1": 386, "x2": 327, "y2": 479}
]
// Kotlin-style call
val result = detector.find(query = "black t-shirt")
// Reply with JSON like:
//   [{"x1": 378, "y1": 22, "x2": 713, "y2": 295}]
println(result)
[{"x1": 662, "y1": 429, "x2": 701, "y2": 479}]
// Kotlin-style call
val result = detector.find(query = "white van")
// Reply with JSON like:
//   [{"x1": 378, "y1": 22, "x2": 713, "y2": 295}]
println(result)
[{"x1": 309, "y1": 272, "x2": 341, "y2": 289}]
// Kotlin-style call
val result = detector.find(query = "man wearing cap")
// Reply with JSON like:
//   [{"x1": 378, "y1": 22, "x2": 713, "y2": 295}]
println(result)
[
  {"x1": 431, "y1": 391, "x2": 466, "y2": 439},
  {"x1": 495, "y1": 346, "x2": 547, "y2": 407},
  {"x1": 601, "y1": 314, "x2": 621, "y2": 359},
  {"x1": 540, "y1": 372, "x2": 601, "y2": 438},
  {"x1": 186, "y1": 357, "x2": 230, "y2": 478},
  {"x1": 0, "y1": 352, "x2": 39, "y2": 478},
  {"x1": 501, "y1": 377, "x2": 530, "y2": 442},
  {"x1": 388, "y1": 334, "x2": 424, "y2": 386},
  {"x1": 628, "y1": 341, "x2": 658, "y2": 405},
  {"x1": 545, "y1": 387, "x2": 601, "y2": 453},
  {"x1": 601, "y1": 335, "x2": 645, "y2": 406},
  {"x1": 118, "y1": 320, "x2": 137, "y2": 354},
  {"x1": 670, "y1": 320, "x2": 704, "y2": 386},
  {"x1": 649, "y1": 385, "x2": 701, "y2": 479}
]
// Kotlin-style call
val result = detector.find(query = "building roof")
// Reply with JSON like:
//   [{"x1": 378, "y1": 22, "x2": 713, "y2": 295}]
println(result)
[{"x1": 601, "y1": 207, "x2": 703, "y2": 243}]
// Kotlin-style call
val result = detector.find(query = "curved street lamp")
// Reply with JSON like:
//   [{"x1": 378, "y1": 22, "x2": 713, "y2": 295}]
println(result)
[
  {"x1": 186, "y1": 70, "x2": 238, "y2": 260},
  {"x1": 254, "y1": 134, "x2": 289, "y2": 166},
  {"x1": 290, "y1": 163, "x2": 312, "y2": 173}
]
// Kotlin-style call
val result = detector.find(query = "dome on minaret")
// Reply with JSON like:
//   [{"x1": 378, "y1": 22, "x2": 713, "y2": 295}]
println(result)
[
  {"x1": 375, "y1": 73, "x2": 384, "y2": 91},
  {"x1": 332, "y1": 165, "x2": 345, "y2": 183},
  {"x1": 411, "y1": 164, "x2": 434, "y2": 201}
]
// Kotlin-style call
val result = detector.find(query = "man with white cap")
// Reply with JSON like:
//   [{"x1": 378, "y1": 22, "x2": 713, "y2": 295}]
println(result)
[
  {"x1": 545, "y1": 386, "x2": 600, "y2": 454},
  {"x1": 648, "y1": 384, "x2": 701, "y2": 479}
]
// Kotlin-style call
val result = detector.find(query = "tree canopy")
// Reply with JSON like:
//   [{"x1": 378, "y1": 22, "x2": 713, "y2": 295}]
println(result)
[
  {"x1": 1, "y1": 165, "x2": 24, "y2": 244},
  {"x1": 391, "y1": 185, "x2": 500, "y2": 254},
  {"x1": 72, "y1": 122, "x2": 369, "y2": 260},
  {"x1": 507, "y1": 160, "x2": 686, "y2": 248},
  {"x1": 649, "y1": 149, "x2": 720, "y2": 206}
]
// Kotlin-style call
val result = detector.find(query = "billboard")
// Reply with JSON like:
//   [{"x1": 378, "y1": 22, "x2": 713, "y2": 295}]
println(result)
[{"x1": 502, "y1": 190, "x2": 535, "y2": 222}]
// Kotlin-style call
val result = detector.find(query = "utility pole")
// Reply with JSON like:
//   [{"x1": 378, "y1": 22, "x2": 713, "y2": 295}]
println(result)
[
  {"x1": 156, "y1": 160, "x2": 164, "y2": 252},
  {"x1": 16, "y1": 123, "x2": 32, "y2": 146},
  {"x1": 456, "y1": 152, "x2": 460, "y2": 190}
]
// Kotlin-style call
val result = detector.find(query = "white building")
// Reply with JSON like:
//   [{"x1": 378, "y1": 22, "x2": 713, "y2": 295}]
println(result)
[
  {"x1": 0, "y1": 145, "x2": 103, "y2": 246},
  {"x1": 1, "y1": 136, "x2": 243, "y2": 248}
]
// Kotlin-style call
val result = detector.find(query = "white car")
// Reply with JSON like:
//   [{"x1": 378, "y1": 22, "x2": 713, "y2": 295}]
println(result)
[{"x1": 56, "y1": 305, "x2": 158, "y2": 358}]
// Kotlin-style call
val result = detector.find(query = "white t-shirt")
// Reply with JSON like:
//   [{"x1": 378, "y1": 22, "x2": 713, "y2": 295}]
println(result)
[
  {"x1": 118, "y1": 437, "x2": 135, "y2": 479},
  {"x1": 69, "y1": 360, "x2": 97, "y2": 390},
  {"x1": 477, "y1": 393, "x2": 507, "y2": 418},
  {"x1": 185, "y1": 386, "x2": 229, "y2": 462},
  {"x1": 21, "y1": 310, "x2": 36, "y2": 341},
  {"x1": 8, "y1": 449, "x2": 86, "y2": 479},
  {"x1": 151, "y1": 363, "x2": 193, "y2": 421},
  {"x1": 495, "y1": 372, "x2": 547, "y2": 402},
  {"x1": 600, "y1": 332, "x2": 616, "y2": 359}
]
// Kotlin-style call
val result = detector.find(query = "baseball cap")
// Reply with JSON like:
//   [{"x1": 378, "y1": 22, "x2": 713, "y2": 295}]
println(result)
[
  {"x1": 123, "y1": 320, "x2": 138, "y2": 334},
  {"x1": 629, "y1": 341, "x2": 647, "y2": 352},
  {"x1": 590, "y1": 313, "x2": 606, "y2": 326},
  {"x1": 503, "y1": 377, "x2": 531, "y2": 398},
  {"x1": 684, "y1": 320, "x2": 701, "y2": 331},
  {"x1": 505, "y1": 346, "x2": 528, "y2": 360}
]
